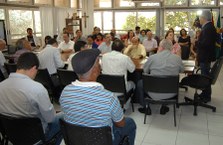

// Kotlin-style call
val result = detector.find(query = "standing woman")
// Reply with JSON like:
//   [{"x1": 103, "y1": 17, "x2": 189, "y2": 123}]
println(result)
[
  {"x1": 124, "y1": 30, "x2": 135, "y2": 47},
  {"x1": 178, "y1": 28, "x2": 191, "y2": 60},
  {"x1": 190, "y1": 29, "x2": 201, "y2": 59}
]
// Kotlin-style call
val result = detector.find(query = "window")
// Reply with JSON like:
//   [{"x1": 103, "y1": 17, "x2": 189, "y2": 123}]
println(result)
[
  {"x1": 55, "y1": 0, "x2": 69, "y2": 7},
  {"x1": 94, "y1": 12, "x2": 102, "y2": 29},
  {"x1": 139, "y1": 2, "x2": 160, "y2": 7},
  {"x1": 94, "y1": 11, "x2": 112, "y2": 33},
  {"x1": 34, "y1": 0, "x2": 52, "y2": 5},
  {"x1": 115, "y1": 12, "x2": 136, "y2": 32},
  {"x1": 103, "y1": 11, "x2": 112, "y2": 32},
  {"x1": 34, "y1": 11, "x2": 41, "y2": 36},
  {"x1": 114, "y1": 0, "x2": 135, "y2": 7},
  {"x1": 94, "y1": 0, "x2": 112, "y2": 8},
  {"x1": 7, "y1": 0, "x2": 31, "y2": 3},
  {"x1": 137, "y1": 12, "x2": 156, "y2": 32},
  {"x1": 164, "y1": 10, "x2": 193, "y2": 35},
  {"x1": 0, "y1": 9, "x2": 5, "y2": 20},
  {"x1": 190, "y1": 0, "x2": 216, "y2": 6},
  {"x1": 164, "y1": 9, "x2": 218, "y2": 36},
  {"x1": 8, "y1": 9, "x2": 41, "y2": 39},
  {"x1": 164, "y1": 0, "x2": 187, "y2": 6},
  {"x1": 220, "y1": 0, "x2": 223, "y2": 5}
]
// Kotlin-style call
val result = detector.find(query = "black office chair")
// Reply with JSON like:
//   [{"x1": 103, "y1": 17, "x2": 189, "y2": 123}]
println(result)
[
  {"x1": 4, "y1": 63, "x2": 16, "y2": 75},
  {"x1": 34, "y1": 69, "x2": 59, "y2": 102},
  {"x1": 57, "y1": 69, "x2": 78, "y2": 88},
  {"x1": 59, "y1": 119, "x2": 113, "y2": 145},
  {"x1": 178, "y1": 57, "x2": 223, "y2": 116},
  {"x1": 0, "y1": 69, "x2": 5, "y2": 82},
  {"x1": 142, "y1": 74, "x2": 179, "y2": 126},
  {"x1": 0, "y1": 114, "x2": 57, "y2": 145},
  {"x1": 0, "y1": 119, "x2": 8, "y2": 145},
  {"x1": 97, "y1": 74, "x2": 134, "y2": 112}
]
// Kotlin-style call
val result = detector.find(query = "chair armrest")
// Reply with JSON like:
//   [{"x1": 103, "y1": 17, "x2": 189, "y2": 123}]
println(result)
[{"x1": 180, "y1": 74, "x2": 212, "y2": 90}]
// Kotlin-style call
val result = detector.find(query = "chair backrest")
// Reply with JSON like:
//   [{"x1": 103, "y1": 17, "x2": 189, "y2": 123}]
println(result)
[
  {"x1": 0, "y1": 68, "x2": 5, "y2": 82},
  {"x1": 97, "y1": 74, "x2": 126, "y2": 94},
  {"x1": 35, "y1": 68, "x2": 55, "y2": 90},
  {"x1": 142, "y1": 74, "x2": 179, "y2": 94},
  {"x1": 4, "y1": 63, "x2": 17, "y2": 75},
  {"x1": 0, "y1": 114, "x2": 45, "y2": 145},
  {"x1": 57, "y1": 69, "x2": 78, "y2": 87},
  {"x1": 59, "y1": 119, "x2": 113, "y2": 145},
  {"x1": 210, "y1": 56, "x2": 223, "y2": 84},
  {"x1": 7, "y1": 45, "x2": 17, "y2": 55}
]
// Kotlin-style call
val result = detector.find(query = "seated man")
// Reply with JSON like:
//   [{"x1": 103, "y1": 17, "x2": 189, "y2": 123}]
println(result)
[
  {"x1": 38, "y1": 38, "x2": 65, "y2": 75},
  {"x1": 98, "y1": 33, "x2": 113, "y2": 54},
  {"x1": 123, "y1": 37, "x2": 146, "y2": 59},
  {"x1": 67, "y1": 40, "x2": 88, "y2": 71},
  {"x1": 58, "y1": 32, "x2": 74, "y2": 61},
  {"x1": 137, "y1": 39, "x2": 184, "y2": 115},
  {"x1": 25, "y1": 28, "x2": 41, "y2": 48},
  {"x1": 101, "y1": 39, "x2": 135, "y2": 93},
  {"x1": 13, "y1": 38, "x2": 32, "y2": 63},
  {"x1": 0, "y1": 52, "x2": 63, "y2": 145},
  {"x1": 142, "y1": 30, "x2": 158, "y2": 56},
  {"x1": 60, "y1": 49, "x2": 136, "y2": 145}
]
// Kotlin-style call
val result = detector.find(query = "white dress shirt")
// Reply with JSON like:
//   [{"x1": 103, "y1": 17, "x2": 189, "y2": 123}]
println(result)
[
  {"x1": 58, "y1": 40, "x2": 74, "y2": 52},
  {"x1": 101, "y1": 51, "x2": 135, "y2": 91},
  {"x1": 38, "y1": 44, "x2": 65, "y2": 75},
  {"x1": 142, "y1": 38, "x2": 157, "y2": 54}
]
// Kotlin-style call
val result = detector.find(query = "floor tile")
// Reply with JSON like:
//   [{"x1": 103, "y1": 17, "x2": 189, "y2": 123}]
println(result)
[{"x1": 176, "y1": 131, "x2": 209, "y2": 145}]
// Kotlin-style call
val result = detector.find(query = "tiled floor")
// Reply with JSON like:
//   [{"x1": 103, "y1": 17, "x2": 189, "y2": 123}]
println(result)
[{"x1": 58, "y1": 67, "x2": 223, "y2": 145}]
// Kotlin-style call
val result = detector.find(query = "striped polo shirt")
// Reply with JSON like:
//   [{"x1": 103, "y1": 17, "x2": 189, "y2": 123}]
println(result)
[{"x1": 60, "y1": 80, "x2": 124, "y2": 128}]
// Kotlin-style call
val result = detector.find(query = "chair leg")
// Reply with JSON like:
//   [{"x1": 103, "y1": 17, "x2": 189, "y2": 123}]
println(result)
[
  {"x1": 131, "y1": 101, "x2": 134, "y2": 112},
  {"x1": 144, "y1": 105, "x2": 148, "y2": 124},
  {"x1": 199, "y1": 103, "x2": 216, "y2": 112},
  {"x1": 173, "y1": 104, "x2": 176, "y2": 127}
]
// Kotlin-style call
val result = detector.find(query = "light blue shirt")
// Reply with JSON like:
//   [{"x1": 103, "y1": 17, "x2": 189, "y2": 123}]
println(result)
[
  {"x1": 143, "y1": 49, "x2": 184, "y2": 100},
  {"x1": 0, "y1": 73, "x2": 56, "y2": 132},
  {"x1": 98, "y1": 42, "x2": 113, "y2": 54}
]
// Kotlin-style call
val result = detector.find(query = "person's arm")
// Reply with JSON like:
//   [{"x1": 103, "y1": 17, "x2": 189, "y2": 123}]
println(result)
[
  {"x1": 126, "y1": 57, "x2": 136, "y2": 73},
  {"x1": 140, "y1": 45, "x2": 147, "y2": 59},
  {"x1": 110, "y1": 94, "x2": 125, "y2": 127},
  {"x1": 114, "y1": 117, "x2": 125, "y2": 127},
  {"x1": 54, "y1": 48, "x2": 65, "y2": 68},
  {"x1": 143, "y1": 57, "x2": 152, "y2": 74},
  {"x1": 35, "y1": 84, "x2": 56, "y2": 123}
]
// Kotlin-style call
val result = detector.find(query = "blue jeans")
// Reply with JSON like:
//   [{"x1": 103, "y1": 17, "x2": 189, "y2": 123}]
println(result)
[
  {"x1": 199, "y1": 62, "x2": 211, "y2": 98},
  {"x1": 45, "y1": 112, "x2": 64, "y2": 145},
  {"x1": 113, "y1": 117, "x2": 136, "y2": 145}
]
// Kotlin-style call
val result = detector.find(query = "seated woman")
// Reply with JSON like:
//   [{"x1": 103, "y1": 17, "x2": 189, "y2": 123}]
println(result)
[
  {"x1": 178, "y1": 28, "x2": 191, "y2": 60},
  {"x1": 124, "y1": 30, "x2": 135, "y2": 47},
  {"x1": 166, "y1": 30, "x2": 181, "y2": 57},
  {"x1": 94, "y1": 33, "x2": 104, "y2": 46}
]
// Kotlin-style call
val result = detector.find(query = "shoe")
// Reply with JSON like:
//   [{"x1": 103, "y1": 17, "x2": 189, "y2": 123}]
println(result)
[
  {"x1": 160, "y1": 105, "x2": 169, "y2": 115},
  {"x1": 138, "y1": 107, "x2": 151, "y2": 115}
]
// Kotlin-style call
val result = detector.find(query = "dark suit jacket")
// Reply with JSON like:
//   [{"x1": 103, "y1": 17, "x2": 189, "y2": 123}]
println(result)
[{"x1": 197, "y1": 22, "x2": 217, "y2": 63}]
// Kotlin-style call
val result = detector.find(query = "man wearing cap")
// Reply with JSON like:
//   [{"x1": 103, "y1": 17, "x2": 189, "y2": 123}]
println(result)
[
  {"x1": 198, "y1": 10, "x2": 217, "y2": 103},
  {"x1": 60, "y1": 49, "x2": 136, "y2": 145}
]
